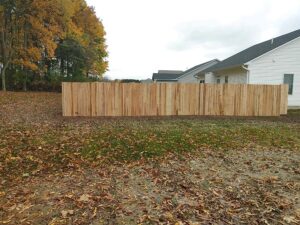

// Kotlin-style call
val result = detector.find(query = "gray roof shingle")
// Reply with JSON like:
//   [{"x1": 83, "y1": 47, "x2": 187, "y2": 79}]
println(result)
[
  {"x1": 152, "y1": 72, "x2": 182, "y2": 81},
  {"x1": 203, "y1": 29, "x2": 300, "y2": 73},
  {"x1": 178, "y1": 59, "x2": 220, "y2": 78},
  {"x1": 181, "y1": 59, "x2": 220, "y2": 75},
  {"x1": 153, "y1": 59, "x2": 220, "y2": 81}
]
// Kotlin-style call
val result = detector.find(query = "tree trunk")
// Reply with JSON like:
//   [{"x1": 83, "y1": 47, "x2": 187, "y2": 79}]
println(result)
[
  {"x1": 47, "y1": 60, "x2": 52, "y2": 77},
  {"x1": 0, "y1": 10, "x2": 13, "y2": 92},
  {"x1": 66, "y1": 58, "x2": 69, "y2": 77},
  {"x1": 23, "y1": 70, "x2": 27, "y2": 91},
  {"x1": 1, "y1": 66, "x2": 6, "y2": 91},
  {"x1": 60, "y1": 58, "x2": 64, "y2": 76},
  {"x1": 23, "y1": 25, "x2": 28, "y2": 92}
]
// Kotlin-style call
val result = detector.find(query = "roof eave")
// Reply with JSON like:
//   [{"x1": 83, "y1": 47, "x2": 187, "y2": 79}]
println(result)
[
  {"x1": 154, "y1": 79, "x2": 178, "y2": 81},
  {"x1": 245, "y1": 35, "x2": 300, "y2": 65},
  {"x1": 176, "y1": 59, "x2": 220, "y2": 80},
  {"x1": 201, "y1": 64, "x2": 249, "y2": 74}
]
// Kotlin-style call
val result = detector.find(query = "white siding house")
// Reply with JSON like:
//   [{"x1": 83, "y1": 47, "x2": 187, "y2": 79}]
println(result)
[
  {"x1": 209, "y1": 68, "x2": 247, "y2": 84},
  {"x1": 201, "y1": 29, "x2": 300, "y2": 107},
  {"x1": 153, "y1": 60, "x2": 219, "y2": 83},
  {"x1": 246, "y1": 37, "x2": 300, "y2": 107}
]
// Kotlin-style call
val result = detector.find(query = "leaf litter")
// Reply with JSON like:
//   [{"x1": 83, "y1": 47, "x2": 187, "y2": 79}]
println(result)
[{"x1": 0, "y1": 91, "x2": 300, "y2": 224}]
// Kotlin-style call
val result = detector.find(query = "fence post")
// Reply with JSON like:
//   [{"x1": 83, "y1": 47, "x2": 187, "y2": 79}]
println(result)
[{"x1": 280, "y1": 84, "x2": 289, "y2": 115}]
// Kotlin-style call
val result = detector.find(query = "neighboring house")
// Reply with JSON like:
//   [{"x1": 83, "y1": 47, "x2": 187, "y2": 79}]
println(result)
[
  {"x1": 152, "y1": 60, "x2": 219, "y2": 83},
  {"x1": 177, "y1": 59, "x2": 220, "y2": 83},
  {"x1": 152, "y1": 70, "x2": 183, "y2": 82},
  {"x1": 141, "y1": 78, "x2": 153, "y2": 83},
  {"x1": 201, "y1": 29, "x2": 300, "y2": 107}
]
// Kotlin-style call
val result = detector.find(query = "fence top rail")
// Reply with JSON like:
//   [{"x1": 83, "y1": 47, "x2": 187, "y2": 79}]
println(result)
[{"x1": 62, "y1": 82, "x2": 285, "y2": 87}]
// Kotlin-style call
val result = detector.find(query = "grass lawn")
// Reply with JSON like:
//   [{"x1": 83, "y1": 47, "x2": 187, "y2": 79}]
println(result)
[{"x1": 0, "y1": 91, "x2": 300, "y2": 224}]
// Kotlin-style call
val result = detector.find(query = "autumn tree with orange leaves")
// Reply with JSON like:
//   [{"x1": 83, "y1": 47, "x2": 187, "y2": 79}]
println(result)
[{"x1": 0, "y1": 0, "x2": 108, "y2": 91}]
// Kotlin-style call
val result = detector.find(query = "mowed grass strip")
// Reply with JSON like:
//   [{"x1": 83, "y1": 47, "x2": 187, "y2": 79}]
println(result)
[
  {"x1": 79, "y1": 120, "x2": 300, "y2": 162},
  {"x1": 1, "y1": 120, "x2": 299, "y2": 169}
]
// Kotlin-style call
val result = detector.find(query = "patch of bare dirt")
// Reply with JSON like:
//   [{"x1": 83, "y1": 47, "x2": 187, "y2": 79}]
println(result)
[{"x1": 1, "y1": 149, "x2": 300, "y2": 224}]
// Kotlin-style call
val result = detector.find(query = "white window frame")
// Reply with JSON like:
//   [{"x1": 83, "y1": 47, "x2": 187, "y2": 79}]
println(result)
[
  {"x1": 225, "y1": 76, "x2": 229, "y2": 83},
  {"x1": 283, "y1": 74, "x2": 294, "y2": 95}
]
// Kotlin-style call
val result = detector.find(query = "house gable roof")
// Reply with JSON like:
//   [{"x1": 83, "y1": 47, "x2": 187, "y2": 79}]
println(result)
[
  {"x1": 203, "y1": 29, "x2": 300, "y2": 73},
  {"x1": 177, "y1": 59, "x2": 220, "y2": 79},
  {"x1": 152, "y1": 71, "x2": 182, "y2": 81}
]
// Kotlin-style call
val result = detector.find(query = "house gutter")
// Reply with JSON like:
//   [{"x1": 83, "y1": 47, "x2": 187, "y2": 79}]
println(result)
[{"x1": 242, "y1": 65, "x2": 250, "y2": 83}]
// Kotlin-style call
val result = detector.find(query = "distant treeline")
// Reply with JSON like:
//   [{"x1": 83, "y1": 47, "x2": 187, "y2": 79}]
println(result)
[{"x1": 0, "y1": 0, "x2": 108, "y2": 91}]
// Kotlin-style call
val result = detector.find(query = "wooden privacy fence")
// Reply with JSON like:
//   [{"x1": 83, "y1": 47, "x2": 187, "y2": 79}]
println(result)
[{"x1": 62, "y1": 82, "x2": 288, "y2": 117}]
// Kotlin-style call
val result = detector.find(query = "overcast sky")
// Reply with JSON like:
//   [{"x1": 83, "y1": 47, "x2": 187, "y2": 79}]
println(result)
[{"x1": 86, "y1": 0, "x2": 300, "y2": 80}]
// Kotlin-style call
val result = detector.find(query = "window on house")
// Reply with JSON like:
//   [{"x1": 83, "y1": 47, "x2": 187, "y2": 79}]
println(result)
[
  {"x1": 199, "y1": 80, "x2": 205, "y2": 84},
  {"x1": 284, "y1": 74, "x2": 294, "y2": 95},
  {"x1": 217, "y1": 78, "x2": 221, "y2": 84},
  {"x1": 225, "y1": 76, "x2": 229, "y2": 83}
]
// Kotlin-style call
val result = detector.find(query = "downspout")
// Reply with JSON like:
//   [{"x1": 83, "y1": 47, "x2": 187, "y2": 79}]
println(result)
[
  {"x1": 242, "y1": 65, "x2": 250, "y2": 84},
  {"x1": 193, "y1": 74, "x2": 199, "y2": 83}
]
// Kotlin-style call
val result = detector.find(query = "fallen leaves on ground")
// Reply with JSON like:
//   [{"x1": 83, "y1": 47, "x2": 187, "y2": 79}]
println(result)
[{"x1": 0, "y1": 91, "x2": 300, "y2": 224}]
